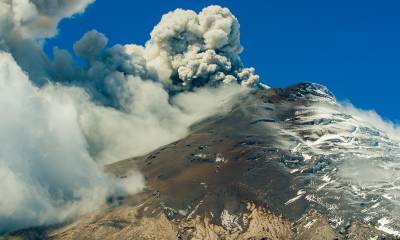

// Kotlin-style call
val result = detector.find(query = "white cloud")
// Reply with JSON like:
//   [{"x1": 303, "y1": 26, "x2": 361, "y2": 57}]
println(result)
[
  {"x1": 0, "y1": 52, "x2": 112, "y2": 232},
  {"x1": 0, "y1": 0, "x2": 94, "y2": 39}
]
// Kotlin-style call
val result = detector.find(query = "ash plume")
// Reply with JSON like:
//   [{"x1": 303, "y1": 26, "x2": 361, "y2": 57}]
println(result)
[
  {"x1": 144, "y1": 6, "x2": 260, "y2": 89},
  {"x1": 0, "y1": 1, "x2": 254, "y2": 233}
]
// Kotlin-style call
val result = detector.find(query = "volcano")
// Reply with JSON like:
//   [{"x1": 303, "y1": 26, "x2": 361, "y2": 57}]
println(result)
[{"x1": 2, "y1": 83, "x2": 399, "y2": 240}]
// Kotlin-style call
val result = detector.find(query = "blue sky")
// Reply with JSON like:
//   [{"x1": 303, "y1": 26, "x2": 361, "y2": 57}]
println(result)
[{"x1": 45, "y1": 0, "x2": 400, "y2": 121}]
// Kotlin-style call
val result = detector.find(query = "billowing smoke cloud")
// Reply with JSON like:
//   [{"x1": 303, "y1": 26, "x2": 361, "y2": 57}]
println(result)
[
  {"x1": 144, "y1": 6, "x2": 260, "y2": 89},
  {"x1": 0, "y1": 0, "x2": 93, "y2": 39},
  {"x1": 47, "y1": 6, "x2": 262, "y2": 107},
  {"x1": 0, "y1": 52, "x2": 120, "y2": 232},
  {"x1": 44, "y1": 5, "x2": 260, "y2": 161},
  {"x1": 0, "y1": 1, "x2": 255, "y2": 233},
  {"x1": 69, "y1": 77, "x2": 246, "y2": 163},
  {"x1": 0, "y1": 0, "x2": 94, "y2": 84}
]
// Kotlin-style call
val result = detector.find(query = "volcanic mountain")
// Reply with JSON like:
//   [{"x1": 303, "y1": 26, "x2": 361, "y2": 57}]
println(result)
[{"x1": 2, "y1": 83, "x2": 399, "y2": 240}]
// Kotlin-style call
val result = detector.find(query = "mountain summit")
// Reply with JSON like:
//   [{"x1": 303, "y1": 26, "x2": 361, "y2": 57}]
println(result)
[{"x1": 3, "y1": 83, "x2": 399, "y2": 240}]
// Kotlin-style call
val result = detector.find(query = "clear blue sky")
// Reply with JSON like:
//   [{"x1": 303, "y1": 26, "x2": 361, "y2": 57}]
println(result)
[{"x1": 45, "y1": 0, "x2": 400, "y2": 121}]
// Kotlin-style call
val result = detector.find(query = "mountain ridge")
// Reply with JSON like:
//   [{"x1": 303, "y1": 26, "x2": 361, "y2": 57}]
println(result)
[{"x1": 2, "y1": 83, "x2": 398, "y2": 240}]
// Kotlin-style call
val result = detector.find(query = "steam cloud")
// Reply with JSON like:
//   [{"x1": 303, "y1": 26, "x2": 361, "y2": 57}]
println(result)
[
  {"x1": 0, "y1": 0, "x2": 256, "y2": 233},
  {"x1": 0, "y1": 52, "x2": 109, "y2": 230}
]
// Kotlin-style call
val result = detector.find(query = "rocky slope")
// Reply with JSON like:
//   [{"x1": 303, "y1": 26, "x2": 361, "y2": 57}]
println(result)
[{"x1": 2, "y1": 83, "x2": 399, "y2": 240}]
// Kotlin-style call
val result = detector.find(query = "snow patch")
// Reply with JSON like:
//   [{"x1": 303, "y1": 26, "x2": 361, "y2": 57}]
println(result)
[
  {"x1": 376, "y1": 217, "x2": 400, "y2": 236},
  {"x1": 304, "y1": 219, "x2": 317, "y2": 229},
  {"x1": 285, "y1": 190, "x2": 306, "y2": 205},
  {"x1": 215, "y1": 153, "x2": 227, "y2": 163},
  {"x1": 220, "y1": 209, "x2": 243, "y2": 232}
]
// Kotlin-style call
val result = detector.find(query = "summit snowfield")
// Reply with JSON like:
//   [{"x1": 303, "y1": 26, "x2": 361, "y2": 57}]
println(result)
[{"x1": 274, "y1": 83, "x2": 400, "y2": 236}]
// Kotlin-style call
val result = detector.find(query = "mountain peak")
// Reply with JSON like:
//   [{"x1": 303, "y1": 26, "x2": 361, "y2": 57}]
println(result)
[{"x1": 5, "y1": 83, "x2": 398, "y2": 239}]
